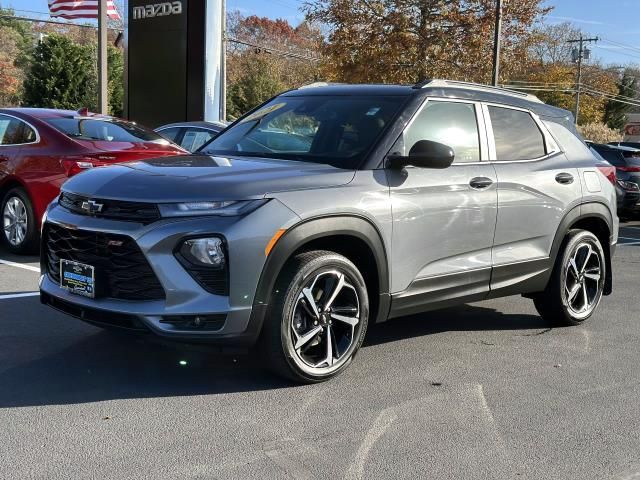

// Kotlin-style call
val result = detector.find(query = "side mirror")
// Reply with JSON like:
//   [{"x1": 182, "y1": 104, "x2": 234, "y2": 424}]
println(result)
[{"x1": 388, "y1": 140, "x2": 455, "y2": 169}]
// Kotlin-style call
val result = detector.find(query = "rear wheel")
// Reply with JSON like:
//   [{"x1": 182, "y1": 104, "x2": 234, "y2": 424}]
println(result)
[
  {"x1": 533, "y1": 230, "x2": 605, "y2": 326},
  {"x1": 1, "y1": 188, "x2": 38, "y2": 254},
  {"x1": 261, "y1": 250, "x2": 369, "y2": 383}
]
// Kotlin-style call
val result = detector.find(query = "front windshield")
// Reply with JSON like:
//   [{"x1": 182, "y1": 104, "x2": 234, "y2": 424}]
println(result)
[{"x1": 200, "y1": 95, "x2": 405, "y2": 168}]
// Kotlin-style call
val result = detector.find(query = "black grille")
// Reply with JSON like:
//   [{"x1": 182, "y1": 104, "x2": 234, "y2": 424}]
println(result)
[
  {"x1": 59, "y1": 192, "x2": 161, "y2": 224},
  {"x1": 44, "y1": 224, "x2": 165, "y2": 301}
]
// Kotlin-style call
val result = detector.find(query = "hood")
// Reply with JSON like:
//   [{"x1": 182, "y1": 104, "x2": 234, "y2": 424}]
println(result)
[{"x1": 61, "y1": 154, "x2": 356, "y2": 202}]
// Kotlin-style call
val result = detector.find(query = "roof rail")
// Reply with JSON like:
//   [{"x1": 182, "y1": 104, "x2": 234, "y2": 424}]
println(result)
[
  {"x1": 413, "y1": 79, "x2": 543, "y2": 103},
  {"x1": 298, "y1": 82, "x2": 346, "y2": 90}
]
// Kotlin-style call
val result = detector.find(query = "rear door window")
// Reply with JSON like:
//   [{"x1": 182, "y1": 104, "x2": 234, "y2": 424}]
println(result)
[
  {"x1": 488, "y1": 106, "x2": 546, "y2": 160},
  {"x1": 157, "y1": 127, "x2": 182, "y2": 143},
  {"x1": 181, "y1": 128, "x2": 216, "y2": 152},
  {"x1": 0, "y1": 115, "x2": 37, "y2": 145}
]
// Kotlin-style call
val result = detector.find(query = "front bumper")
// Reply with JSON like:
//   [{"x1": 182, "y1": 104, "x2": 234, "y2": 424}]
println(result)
[{"x1": 40, "y1": 198, "x2": 299, "y2": 345}]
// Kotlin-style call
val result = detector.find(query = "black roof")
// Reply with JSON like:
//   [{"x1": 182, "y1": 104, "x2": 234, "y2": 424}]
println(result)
[{"x1": 284, "y1": 80, "x2": 571, "y2": 119}]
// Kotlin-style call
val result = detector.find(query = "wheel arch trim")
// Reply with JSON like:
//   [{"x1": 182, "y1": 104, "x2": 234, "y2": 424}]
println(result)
[{"x1": 246, "y1": 214, "x2": 391, "y2": 343}]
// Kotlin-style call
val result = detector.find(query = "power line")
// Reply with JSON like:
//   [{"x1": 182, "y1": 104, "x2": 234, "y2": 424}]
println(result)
[
  {"x1": 227, "y1": 37, "x2": 319, "y2": 62},
  {"x1": 600, "y1": 38, "x2": 640, "y2": 56}
]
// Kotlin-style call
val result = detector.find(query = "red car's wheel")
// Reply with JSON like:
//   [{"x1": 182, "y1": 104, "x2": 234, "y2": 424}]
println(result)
[{"x1": 1, "y1": 187, "x2": 38, "y2": 254}]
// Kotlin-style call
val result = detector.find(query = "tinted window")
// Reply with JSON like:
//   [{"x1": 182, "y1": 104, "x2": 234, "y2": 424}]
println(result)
[
  {"x1": 202, "y1": 95, "x2": 405, "y2": 168},
  {"x1": 591, "y1": 146, "x2": 626, "y2": 167},
  {"x1": 45, "y1": 118, "x2": 164, "y2": 143},
  {"x1": 0, "y1": 116, "x2": 36, "y2": 145},
  {"x1": 489, "y1": 106, "x2": 546, "y2": 160},
  {"x1": 402, "y1": 101, "x2": 480, "y2": 163},
  {"x1": 158, "y1": 127, "x2": 181, "y2": 142},
  {"x1": 181, "y1": 128, "x2": 216, "y2": 152}
]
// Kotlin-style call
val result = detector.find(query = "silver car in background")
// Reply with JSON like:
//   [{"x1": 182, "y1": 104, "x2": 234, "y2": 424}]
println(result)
[{"x1": 40, "y1": 80, "x2": 618, "y2": 383}]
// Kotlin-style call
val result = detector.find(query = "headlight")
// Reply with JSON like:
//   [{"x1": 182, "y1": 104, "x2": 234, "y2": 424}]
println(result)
[
  {"x1": 179, "y1": 237, "x2": 226, "y2": 269},
  {"x1": 158, "y1": 199, "x2": 267, "y2": 217}
]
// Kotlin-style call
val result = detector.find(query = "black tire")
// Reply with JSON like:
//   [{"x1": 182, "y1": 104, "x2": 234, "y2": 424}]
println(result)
[
  {"x1": 1, "y1": 187, "x2": 39, "y2": 255},
  {"x1": 260, "y1": 250, "x2": 369, "y2": 383},
  {"x1": 533, "y1": 229, "x2": 606, "y2": 326}
]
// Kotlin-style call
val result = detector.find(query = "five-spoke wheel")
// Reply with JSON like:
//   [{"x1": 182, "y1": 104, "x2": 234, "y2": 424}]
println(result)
[
  {"x1": 262, "y1": 250, "x2": 369, "y2": 383},
  {"x1": 534, "y1": 229, "x2": 605, "y2": 326}
]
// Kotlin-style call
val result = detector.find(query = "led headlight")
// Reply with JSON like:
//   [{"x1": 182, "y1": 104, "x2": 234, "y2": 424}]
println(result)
[
  {"x1": 159, "y1": 199, "x2": 267, "y2": 217},
  {"x1": 179, "y1": 237, "x2": 226, "y2": 269}
]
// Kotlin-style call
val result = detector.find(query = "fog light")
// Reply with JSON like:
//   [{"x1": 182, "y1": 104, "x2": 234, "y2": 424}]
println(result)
[{"x1": 180, "y1": 237, "x2": 225, "y2": 268}]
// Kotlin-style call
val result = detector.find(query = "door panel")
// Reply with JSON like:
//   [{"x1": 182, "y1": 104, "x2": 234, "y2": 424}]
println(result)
[
  {"x1": 486, "y1": 105, "x2": 582, "y2": 295},
  {"x1": 388, "y1": 163, "x2": 498, "y2": 297}
]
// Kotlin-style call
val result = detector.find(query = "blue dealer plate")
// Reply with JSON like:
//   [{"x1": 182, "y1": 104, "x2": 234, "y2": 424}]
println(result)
[{"x1": 60, "y1": 259, "x2": 95, "y2": 298}]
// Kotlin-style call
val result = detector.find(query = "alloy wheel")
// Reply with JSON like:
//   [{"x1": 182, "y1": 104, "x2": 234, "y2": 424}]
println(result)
[
  {"x1": 564, "y1": 241, "x2": 603, "y2": 319},
  {"x1": 2, "y1": 196, "x2": 28, "y2": 247},
  {"x1": 289, "y1": 270, "x2": 362, "y2": 376}
]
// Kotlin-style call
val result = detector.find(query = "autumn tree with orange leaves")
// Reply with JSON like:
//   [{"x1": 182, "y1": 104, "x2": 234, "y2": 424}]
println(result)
[{"x1": 303, "y1": 0, "x2": 549, "y2": 84}]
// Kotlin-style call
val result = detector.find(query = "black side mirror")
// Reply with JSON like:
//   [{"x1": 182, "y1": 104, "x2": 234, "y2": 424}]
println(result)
[{"x1": 388, "y1": 140, "x2": 455, "y2": 169}]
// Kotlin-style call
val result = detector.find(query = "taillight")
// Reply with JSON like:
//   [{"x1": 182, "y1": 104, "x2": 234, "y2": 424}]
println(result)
[
  {"x1": 61, "y1": 159, "x2": 106, "y2": 177},
  {"x1": 617, "y1": 166, "x2": 640, "y2": 172},
  {"x1": 596, "y1": 165, "x2": 617, "y2": 185}
]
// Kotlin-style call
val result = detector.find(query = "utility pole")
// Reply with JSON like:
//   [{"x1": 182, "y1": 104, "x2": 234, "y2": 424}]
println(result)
[
  {"x1": 491, "y1": 0, "x2": 502, "y2": 86},
  {"x1": 567, "y1": 35, "x2": 598, "y2": 125},
  {"x1": 97, "y1": 0, "x2": 108, "y2": 114}
]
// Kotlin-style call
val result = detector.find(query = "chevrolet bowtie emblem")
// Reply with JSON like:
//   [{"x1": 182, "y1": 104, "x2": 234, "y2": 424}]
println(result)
[{"x1": 81, "y1": 200, "x2": 104, "y2": 214}]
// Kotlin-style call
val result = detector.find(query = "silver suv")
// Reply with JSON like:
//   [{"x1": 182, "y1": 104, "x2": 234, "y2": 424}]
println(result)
[{"x1": 40, "y1": 80, "x2": 618, "y2": 382}]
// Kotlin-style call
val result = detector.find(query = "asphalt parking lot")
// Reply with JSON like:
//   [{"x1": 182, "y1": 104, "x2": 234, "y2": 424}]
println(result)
[{"x1": 1, "y1": 221, "x2": 640, "y2": 479}]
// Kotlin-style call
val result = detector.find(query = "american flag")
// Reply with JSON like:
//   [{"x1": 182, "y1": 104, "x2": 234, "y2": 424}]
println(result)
[{"x1": 48, "y1": 0, "x2": 121, "y2": 21}]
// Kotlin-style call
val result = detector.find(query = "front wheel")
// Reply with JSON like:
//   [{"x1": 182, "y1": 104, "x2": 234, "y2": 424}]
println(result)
[
  {"x1": 533, "y1": 230, "x2": 606, "y2": 326},
  {"x1": 261, "y1": 250, "x2": 369, "y2": 383},
  {"x1": 1, "y1": 187, "x2": 39, "y2": 254}
]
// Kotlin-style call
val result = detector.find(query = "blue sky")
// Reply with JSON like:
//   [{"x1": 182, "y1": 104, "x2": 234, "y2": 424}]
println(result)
[{"x1": 6, "y1": 0, "x2": 640, "y2": 66}]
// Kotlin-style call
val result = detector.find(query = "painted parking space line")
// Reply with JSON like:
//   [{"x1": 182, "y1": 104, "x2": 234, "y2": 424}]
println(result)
[
  {"x1": 0, "y1": 292, "x2": 39, "y2": 300},
  {"x1": 0, "y1": 259, "x2": 40, "y2": 273}
]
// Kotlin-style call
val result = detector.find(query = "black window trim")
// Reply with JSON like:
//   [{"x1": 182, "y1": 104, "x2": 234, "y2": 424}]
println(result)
[
  {"x1": 481, "y1": 102, "x2": 561, "y2": 163},
  {"x1": 0, "y1": 113, "x2": 41, "y2": 147},
  {"x1": 390, "y1": 97, "x2": 490, "y2": 166}
]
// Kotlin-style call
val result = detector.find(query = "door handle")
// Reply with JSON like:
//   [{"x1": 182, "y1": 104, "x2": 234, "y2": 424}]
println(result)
[
  {"x1": 555, "y1": 172, "x2": 574, "y2": 185},
  {"x1": 469, "y1": 177, "x2": 493, "y2": 189}
]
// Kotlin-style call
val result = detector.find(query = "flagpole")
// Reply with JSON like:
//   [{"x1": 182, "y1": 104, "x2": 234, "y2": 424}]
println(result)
[{"x1": 98, "y1": 0, "x2": 108, "y2": 114}]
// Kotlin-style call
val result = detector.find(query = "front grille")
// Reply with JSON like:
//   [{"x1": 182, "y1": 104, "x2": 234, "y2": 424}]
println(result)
[
  {"x1": 59, "y1": 192, "x2": 161, "y2": 224},
  {"x1": 44, "y1": 223, "x2": 165, "y2": 301}
]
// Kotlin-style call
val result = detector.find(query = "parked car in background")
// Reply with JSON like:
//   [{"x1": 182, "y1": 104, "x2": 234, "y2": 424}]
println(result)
[
  {"x1": 588, "y1": 144, "x2": 640, "y2": 218},
  {"x1": 589, "y1": 142, "x2": 640, "y2": 217},
  {"x1": 0, "y1": 108, "x2": 187, "y2": 254},
  {"x1": 155, "y1": 121, "x2": 227, "y2": 153},
  {"x1": 609, "y1": 141, "x2": 640, "y2": 150},
  {"x1": 41, "y1": 81, "x2": 617, "y2": 383}
]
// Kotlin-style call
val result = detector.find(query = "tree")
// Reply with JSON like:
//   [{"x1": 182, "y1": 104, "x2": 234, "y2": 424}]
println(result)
[
  {"x1": 23, "y1": 34, "x2": 96, "y2": 110},
  {"x1": 226, "y1": 12, "x2": 321, "y2": 118},
  {"x1": 108, "y1": 46, "x2": 124, "y2": 116},
  {"x1": 603, "y1": 71, "x2": 638, "y2": 129},
  {"x1": 529, "y1": 22, "x2": 582, "y2": 66},
  {"x1": 227, "y1": 55, "x2": 285, "y2": 119},
  {"x1": 303, "y1": 0, "x2": 550, "y2": 84},
  {"x1": 523, "y1": 63, "x2": 618, "y2": 125},
  {"x1": 0, "y1": 26, "x2": 24, "y2": 107}
]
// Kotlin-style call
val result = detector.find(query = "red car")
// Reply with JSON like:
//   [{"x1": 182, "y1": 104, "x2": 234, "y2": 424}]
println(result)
[{"x1": 0, "y1": 108, "x2": 187, "y2": 253}]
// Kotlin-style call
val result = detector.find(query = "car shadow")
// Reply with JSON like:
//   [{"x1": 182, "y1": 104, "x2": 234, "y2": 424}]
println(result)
[{"x1": 0, "y1": 300, "x2": 549, "y2": 408}]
